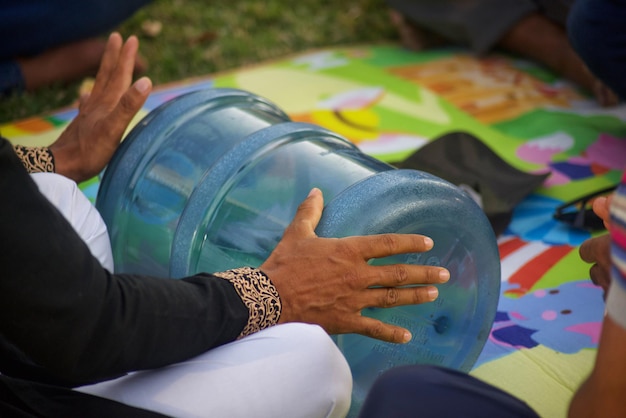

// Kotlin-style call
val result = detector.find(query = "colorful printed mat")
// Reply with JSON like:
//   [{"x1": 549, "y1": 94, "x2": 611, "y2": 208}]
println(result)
[{"x1": 4, "y1": 45, "x2": 626, "y2": 418}]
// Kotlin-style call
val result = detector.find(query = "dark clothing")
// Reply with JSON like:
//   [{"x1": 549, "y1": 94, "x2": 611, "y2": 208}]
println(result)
[
  {"x1": 0, "y1": 0, "x2": 151, "y2": 59},
  {"x1": 396, "y1": 131, "x2": 549, "y2": 236},
  {"x1": 0, "y1": 0, "x2": 152, "y2": 93},
  {"x1": 0, "y1": 136, "x2": 247, "y2": 413},
  {"x1": 387, "y1": 0, "x2": 572, "y2": 54},
  {"x1": 358, "y1": 365, "x2": 541, "y2": 418},
  {"x1": 0, "y1": 375, "x2": 169, "y2": 418},
  {"x1": 568, "y1": 0, "x2": 626, "y2": 100}
]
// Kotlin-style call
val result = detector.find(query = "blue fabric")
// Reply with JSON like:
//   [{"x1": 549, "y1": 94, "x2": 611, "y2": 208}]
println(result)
[
  {"x1": 0, "y1": 0, "x2": 152, "y2": 93},
  {"x1": 0, "y1": 0, "x2": 153, "y2": 59},
  {"x1": 358, "y1": 365, "x2": 540, "y2": 418},
  {"x1": 567, "y1": 0, "x2": 626, "y2": 100},
  {"x1": 0, "y1": 61, "x2": 25, "y2": 94}
]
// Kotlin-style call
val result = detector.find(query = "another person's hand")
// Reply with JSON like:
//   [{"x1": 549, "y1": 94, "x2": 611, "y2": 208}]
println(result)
[
  {"x1": 592, "y1": 195, "x2": 612, "y2": 229},
  {"x1": 49, "y1": 32, "x2": 152, "y2": 183},
  {"x1": 570, "y1": 191, "x2": 626, "y2": 418},
  {"x1": 580, "y1": 234, "x2": 611, "y2": 293},
  {"x1": 261, "y1": 188, "x2": 450, "y2": 344},
  {"x1": 579, "y1": 195, "x2": 613, "y2": 294}
]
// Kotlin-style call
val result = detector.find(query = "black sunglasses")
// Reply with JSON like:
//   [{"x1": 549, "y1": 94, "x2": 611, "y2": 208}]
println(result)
[{"x1": 553, "y1": 185, "x2": 617, "y2": 231}]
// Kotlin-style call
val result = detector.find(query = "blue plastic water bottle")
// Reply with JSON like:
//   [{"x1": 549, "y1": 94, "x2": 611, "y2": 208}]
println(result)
[{"x1": 96, "y1": 88, "x2": 501, "y2": 417}]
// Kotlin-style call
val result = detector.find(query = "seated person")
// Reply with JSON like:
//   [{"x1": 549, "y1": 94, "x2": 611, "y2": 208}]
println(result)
[
  {"x1": 386, "y1": 0, "x2": 620, "y2": 105},
  {"x1": 1, "y1": 33, "x2": 450, "y2": 417}
]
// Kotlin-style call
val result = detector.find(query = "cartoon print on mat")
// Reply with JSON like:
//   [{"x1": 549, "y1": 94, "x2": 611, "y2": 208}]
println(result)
[
  {"x1": 498, "y1": 236, "x2": 576, "y2": 297},
  {"x1": 476, "y1": 280, "x2": 604, "y2": 366},
  {"x1": 290, "y1": 87, "x2": 428, "y2": 156},
  {"x1": 516, "y1": 131, "x2": 626, "y2": 187},
  {"x1": 389, "y1": 55, "x2": 583, "y2": 124},
  {"x1": 475, "y1": 235, "x2": 604, "y2": 366},
  {"x1": 506, "y1": 193, "x2": 592, "y2": 246}
]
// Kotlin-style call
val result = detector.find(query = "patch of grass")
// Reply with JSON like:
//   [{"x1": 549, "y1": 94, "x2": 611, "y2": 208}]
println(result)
[{"x1": 0, "y1": 0, "x2": 398, "y2": 124}]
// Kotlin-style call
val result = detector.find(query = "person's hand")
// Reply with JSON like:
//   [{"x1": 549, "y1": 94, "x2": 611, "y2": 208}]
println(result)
[
  {"x1": 49, "y1": 32, "x2": 152, "y2": 183},
  {"x1": 260, "y1": 188, "x2": 450, "y2": 344},
  {"x1": 579, "y1": 195, "x2": 613, "y2": 294},
  {"x1": 592, "y1": 195, "x2": 612, "y2": 229},
  {"x1": 569, "y1": 193, "x2": 626, "y2": 418},
  {"x1": 580, "y1": 234, "x2": 612, "y2": 294}
]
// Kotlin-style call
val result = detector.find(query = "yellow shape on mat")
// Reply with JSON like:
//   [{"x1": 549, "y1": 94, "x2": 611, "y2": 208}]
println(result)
[
  {"x1": 471, "y1": 345, "x2": 596, "y2": 418},
  {"x1": 233, "y1": 67, "x2": 450, "y2": 125}
]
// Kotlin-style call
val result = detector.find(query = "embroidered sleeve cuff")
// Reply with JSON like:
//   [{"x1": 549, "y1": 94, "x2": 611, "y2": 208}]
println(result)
[
  {"x1": 13, "y1": 145, "x2": 55, "y2": 174},
  {"x1": 214, "y1": 267, "x2": 282, "y2": 339}
]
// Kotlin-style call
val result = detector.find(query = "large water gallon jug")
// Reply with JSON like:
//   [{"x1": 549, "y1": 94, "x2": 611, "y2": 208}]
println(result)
[{"x1": 96, "y1": 88, "x2": 501, "y2": 417}]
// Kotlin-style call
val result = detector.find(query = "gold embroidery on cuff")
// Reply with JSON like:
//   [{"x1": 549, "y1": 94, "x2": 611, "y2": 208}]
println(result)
[
  {"x1": 214, "y1": 267, "x2": 282, "y2": 339},
  {"x1": 13, "y1": 145, "x2": 55, "y2": 174}
]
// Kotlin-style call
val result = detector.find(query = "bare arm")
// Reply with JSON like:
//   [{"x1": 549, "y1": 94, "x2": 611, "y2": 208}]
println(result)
[
  {"x1": 568, "y1": 314, "x2": 626, "y2": 417},
  {"x1": 570, "y1": 186, "x2": 626, "y2": 417}
]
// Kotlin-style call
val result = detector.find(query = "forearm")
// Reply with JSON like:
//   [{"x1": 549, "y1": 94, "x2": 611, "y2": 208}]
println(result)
[
  {"x1": 1, "y1": 139, "x2": 253, "y2": 385},
  {"x1": 569, "y1": 176, "x2": 626, "y2": 417},
  {"x1": 568, "y1": 313, "x2": 626, "y2": 418}
]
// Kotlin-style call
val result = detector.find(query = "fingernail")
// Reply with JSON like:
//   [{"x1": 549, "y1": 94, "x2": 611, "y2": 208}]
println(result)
[
  {"x1": 439, "y1": 269, "x2": 450, "y2": 282},
  {"x1": 428, "y1": 287, "x2": 439, "y2": 300},
  {"x1": 403, "y1": 331, "x2": 412, "y2": 343},
  {"x1": 423, "y1": 236, "x2": 433, "y2": 248},
  {"x1": 308, "y1": 187, "x2": 321, "y2": 197},
  {"x1": 134, "y1": 77, "x2": 151, "y2": 93}
]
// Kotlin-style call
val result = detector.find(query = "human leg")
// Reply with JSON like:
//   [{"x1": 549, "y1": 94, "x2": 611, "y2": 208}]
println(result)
[
  {"x1": 567, "y1": 0, "x2": 626, "y2": 101},
  {"x1": 16, "y1": 38, "x2": 108, "y2": 92},
  {"x1": 0, "y1": 0, "x2": 153, "y2": 59},
  {"x1": 358, "y1": 365, "x2": 540, "y2": 418},
  {"x1": 0, "y1": 0, "x2": 152, "y2": 93},
  {"x1": 386, "y1": 0, "x2": 537, "y2": 54},
  {"x1": 31, "y1": 173, "x2": 114, "y2": 271},
  {"x1": 77, "y1": 323, "x2": 353, "y2": 418},
  {"x1": 497, "y1": 11, "x2": 618, "y2": 106}
]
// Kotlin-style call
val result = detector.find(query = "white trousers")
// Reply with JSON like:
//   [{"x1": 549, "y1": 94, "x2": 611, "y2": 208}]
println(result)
[
  {"x1": 31, "y1": 172, "x2": 114, "y2": 271},
  {"x1": 78, "y1": 323, "x2": 353, "y2": 418},
  {"x1": 33, "y1": 172, "x2": 353, "y2": 418}
]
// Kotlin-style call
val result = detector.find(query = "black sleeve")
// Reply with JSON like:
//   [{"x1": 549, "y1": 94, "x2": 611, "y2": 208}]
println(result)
[{"x1": 0, "y1": 137, "x2": 248, "y2": 386}]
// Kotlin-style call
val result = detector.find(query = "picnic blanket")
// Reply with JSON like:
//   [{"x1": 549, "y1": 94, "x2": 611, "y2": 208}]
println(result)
[{"x1": 4, "y1": 45, "x2": 626, "y2": 418}]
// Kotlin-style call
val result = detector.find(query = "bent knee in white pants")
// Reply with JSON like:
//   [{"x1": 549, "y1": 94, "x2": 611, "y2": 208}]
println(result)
[
  {"x1": 77, "y1": 323, "x2": 353, "y2": 418},
  {"x1": 31, "y1": 172, "x2": 113, "y2": 271}
]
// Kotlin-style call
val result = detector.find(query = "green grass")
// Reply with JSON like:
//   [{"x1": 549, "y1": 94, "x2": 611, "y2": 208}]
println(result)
[{"x1": 0, "y1": 0, "x2": 398, "y2": 124}]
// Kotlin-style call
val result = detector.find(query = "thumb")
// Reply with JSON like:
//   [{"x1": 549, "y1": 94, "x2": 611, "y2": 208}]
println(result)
[{"x1": 285, "y1": 188, "x2": 324, "y2": 238}]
